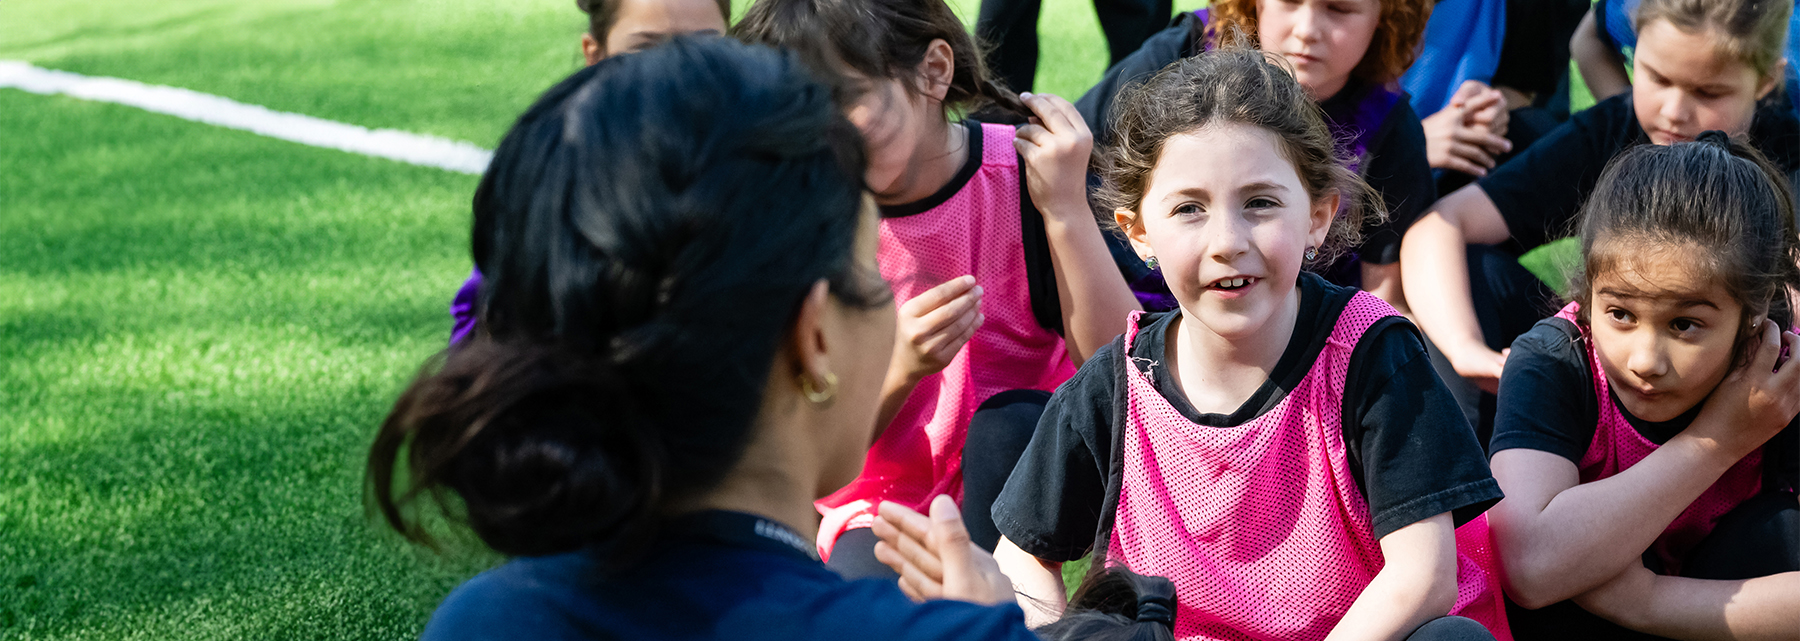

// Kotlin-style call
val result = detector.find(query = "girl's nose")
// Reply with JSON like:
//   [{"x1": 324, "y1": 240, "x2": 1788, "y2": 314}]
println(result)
[
  {"x1": 1660, "y1": 90, "x2": 1693, "y2": 125},
  {"x1": 1292, "y1": 5, "x2": 1322, "y2": 42},
  {"x1": 1625, "y1": 335, "x2": 1671, "y2": 381},
  {"x1": 1208, "y1": 214, "x2": 1252, "y2": 261}
]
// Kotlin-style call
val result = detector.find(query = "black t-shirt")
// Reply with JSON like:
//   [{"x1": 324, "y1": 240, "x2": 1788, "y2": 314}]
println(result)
[
  {"x1": 1490, "y1": 0, "x2": 1589, "y2": 98},
  {"x1": 1491, "y1": 317, "x2": 1800, "y2": 492},
  {"x1": 1477, "y1": 93, "x2": 1800, "y2": 250},
  {"x1": 881, "y1": 119, "x2": 1062, "y2": 334},
  {"x1": 1074, "y1": 12, "x2": 1436, "y2": 268},
  {"x1": 993, "y1": 273, "x2": 1503, "y2": 562}
]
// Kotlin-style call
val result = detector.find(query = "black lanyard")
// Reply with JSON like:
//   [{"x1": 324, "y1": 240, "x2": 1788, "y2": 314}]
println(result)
[{"x1": 663, "y1": 510, "x2": 819, "y2": 563}]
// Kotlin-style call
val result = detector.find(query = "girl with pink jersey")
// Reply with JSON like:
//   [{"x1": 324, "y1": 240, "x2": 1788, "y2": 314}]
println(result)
[
  {"x1": 1487, "y1": 134, "x2": 1800, "y2": 640},
  {"x1": 735, "y1": 0, "x2": 1140, "y2": 577},
  {"x1": 988, "y1": 49, "x2": 1510, "y2": 641}
]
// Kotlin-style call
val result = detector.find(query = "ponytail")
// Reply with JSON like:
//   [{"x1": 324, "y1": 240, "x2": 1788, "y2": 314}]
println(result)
[{"x1": 1034, "y1": 566, "x2": 1179, "y2": 641}]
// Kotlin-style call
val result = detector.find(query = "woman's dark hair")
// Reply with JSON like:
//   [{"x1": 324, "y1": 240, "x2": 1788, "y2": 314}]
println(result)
[
  {"x1": 366, "y1": 36, "x2": 885, "y2": 563},
  {"x1": 576, "y1": 0, "x2": 731, "y2": 51},
  {"x1": 1096, "y1": 48, "x2": 1385, "y2": 269},
  {"x1": 1034, "y1": 566, "x2": 1179, "y2": 641},
  {"x1": 1572, "y1": 130, "x2": 1800, "y2": 368},
  {"x1": 733, "y1": 0, "x2": 1029, "y2": 120}
]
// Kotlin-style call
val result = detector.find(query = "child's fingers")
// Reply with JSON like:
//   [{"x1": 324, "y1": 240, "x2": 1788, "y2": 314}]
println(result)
[
  {"x1": 1450, "y1": 141, "x2": 1497, "y2": 169},
  {"x1": 912, "y1": 288, "x2": 982, "y2": 337},
  {"x1": 1748, "y1": 319, "x2": 1782, "y2": 376},
  {"x1": 873, "y1": 539, "x2": 907, "y2": 575},
  {"x1": 1014, "y1": 123, "x2": 1051, "y2": 149},
  {"x1": 899, "y1": 276, "x2": 977, "y2": 318},
  {"x1": 1453, "y1": 126, "x2": 1512, "y2": 154},
  {"x1": 1027, "y1": 93, "x2": 1083, "y2": 137},
  {"x1": 923, "y1": 312, "x2": 983, "y2": 365}
]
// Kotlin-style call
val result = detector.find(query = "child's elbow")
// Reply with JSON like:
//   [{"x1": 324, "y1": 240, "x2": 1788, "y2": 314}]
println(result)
[{"x1": 1421, "y1": 564, "x2": 1460, "y2": 616}]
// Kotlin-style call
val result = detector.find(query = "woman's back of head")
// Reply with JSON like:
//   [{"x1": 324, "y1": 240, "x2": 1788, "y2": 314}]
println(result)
[{"x1": 368, "y1": 35, "x2": 882, "y2": 563}]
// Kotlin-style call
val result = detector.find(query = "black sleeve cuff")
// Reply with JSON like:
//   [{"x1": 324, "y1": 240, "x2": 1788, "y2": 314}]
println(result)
[
  {"x1": 992, "y1": 501, "x2": 1092, "y2": 563},
  {"x1": 1371, "y1": 478, "x2": 1504, "y2": 539}
]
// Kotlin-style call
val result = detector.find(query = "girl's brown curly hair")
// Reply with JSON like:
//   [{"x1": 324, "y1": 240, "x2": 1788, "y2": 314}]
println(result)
[
  {"x1": 1204, "y1": 0, "x2": 1433, "y2": 84},
  {"x1": 1095, "y1": 48, "x2": 1385, "y2": 270}
]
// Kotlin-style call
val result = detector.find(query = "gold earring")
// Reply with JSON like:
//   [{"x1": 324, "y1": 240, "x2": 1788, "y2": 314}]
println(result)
[{"x1": 799, "y1": 372, "x2": 839, "y2": 405}]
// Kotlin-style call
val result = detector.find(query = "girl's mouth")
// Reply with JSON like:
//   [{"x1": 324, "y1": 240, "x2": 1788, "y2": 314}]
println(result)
[{"x1": 1208, "y1": 276, "x2": 1258, "y2": 292}]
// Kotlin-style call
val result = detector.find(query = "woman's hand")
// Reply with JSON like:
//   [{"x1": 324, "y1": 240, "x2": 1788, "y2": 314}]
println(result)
[
  {"x1": 1422, "y1": 81, "x2": 1513, "y2": 177},
  {"x1": 872, "y1": 495, "x2": 1016, "y2": 606},
  {"x1": 1689, "y1": 322, "x2": 1800, "y2": 459},
  {"x1": 891, "y1": 276, "x2": 985, "y2": 383},
  {"x1": 1014, "y1": 92, "x2": 1094, "y2": 221}
]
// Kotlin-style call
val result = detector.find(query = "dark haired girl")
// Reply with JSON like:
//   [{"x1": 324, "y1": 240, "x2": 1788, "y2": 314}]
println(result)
[
  {"x1": 736, "y1": 0, "x2": 1140, "y2": 576},
  {"x1": 447, "y1": 0, "x2": 728, "y2": 344},
  {"x1": 1488, "y1": 133, "x2": 1800, "y2": 639},
  {"x1": 370, "y1": 37, "x2": 1039, "y2": 641}
]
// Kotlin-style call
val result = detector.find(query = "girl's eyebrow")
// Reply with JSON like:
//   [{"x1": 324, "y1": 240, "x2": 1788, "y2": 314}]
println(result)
[
  {"x1": 1597, "y1": 287, "x2": 1723, "y2": 310},
  {"x1": 1239, "y1": 181, "x2": 1291, "y2": 194}
]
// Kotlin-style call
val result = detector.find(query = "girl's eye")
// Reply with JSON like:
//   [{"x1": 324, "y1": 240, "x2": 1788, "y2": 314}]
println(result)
[
  {"x1": 1174, "y1": 203, "x2": 1203, "y2": 217},
  {"x1": 1607, "y1": 308, "x2": 1634, "y2": 323},
  {"x1": 1246, "y1": 197, "x2": 1279, "y2": 209},
  {"x1": 1671, "y1": 318, "x2": 1701, "y2": 332}
]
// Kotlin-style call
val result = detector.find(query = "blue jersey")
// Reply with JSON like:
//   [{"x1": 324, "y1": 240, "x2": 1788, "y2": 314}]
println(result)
[{"x1": 420, "y1": 511, "x2": 1038, "y2": 641}]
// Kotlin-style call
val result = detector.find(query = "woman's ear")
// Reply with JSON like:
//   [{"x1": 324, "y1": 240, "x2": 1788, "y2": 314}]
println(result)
[
  {"x1": 1310, "y1": 191, "x2": 1341, "y2": 249},
  {"x1": 788, "y1": 280, "x2": 836, "y2": 393},
  {"x1": 916, "y1": 38, "x2": 955, "y2": 102},
  {"x1": 1115, "y1": 207, "x2": 1153, "y2": 259},
  {"x1": 581, "y1": 33, "x2": 604, "y2": 66}
]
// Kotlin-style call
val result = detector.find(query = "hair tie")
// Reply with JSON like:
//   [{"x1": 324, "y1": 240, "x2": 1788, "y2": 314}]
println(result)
[
  {"x1": 1135, "y1": 594, "x2": 1175, "y2": 629},
  {"x1": 1696, "y1": 130, "x2": 1732, "y2": 148}
]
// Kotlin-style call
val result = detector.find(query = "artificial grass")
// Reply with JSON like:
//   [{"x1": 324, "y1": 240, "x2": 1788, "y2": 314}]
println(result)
[{"x1": 0, "y1": 89, "x2": 495, "y2": 639}]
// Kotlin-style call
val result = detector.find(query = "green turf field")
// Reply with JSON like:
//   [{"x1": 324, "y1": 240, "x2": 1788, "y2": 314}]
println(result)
[{"x1": 0, "y1": 0, "x2": 1203, "y2": 637}]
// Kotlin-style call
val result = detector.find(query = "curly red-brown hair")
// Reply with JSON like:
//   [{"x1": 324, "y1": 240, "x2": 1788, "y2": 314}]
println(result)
[{"x1": 1204, "y1": 0, "x2": 1432, "y2": 84}]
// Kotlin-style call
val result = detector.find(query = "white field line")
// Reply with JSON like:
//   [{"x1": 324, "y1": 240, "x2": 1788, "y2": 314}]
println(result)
[{"x1": 0, "y1": 60, "x2": 493, "y2": 175}]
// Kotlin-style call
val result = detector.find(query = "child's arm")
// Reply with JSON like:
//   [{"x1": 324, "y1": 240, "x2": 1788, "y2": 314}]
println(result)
[
  {"x1": 992, "y1": 536, "x2": 1067, "y2": 627},
  {"x1": 1570, "y1": 6, "x2": 1632, "y2": 101},
  {"x1": 1491, "y1": 324, "x2": 1800, "y2": 608},
  {"x1": 1014, "y1": 93, "x2": 1140, "y2": 366},
  {"x1": 1574, "y1": 562, "x2": 1800, "y2": 641},
  {"x1": 1397, "y1": 185, "x2": 1514, "y2": 393},
  {"x1": 1324, "y1": 513, "x2": 1460, "y2": 641}
]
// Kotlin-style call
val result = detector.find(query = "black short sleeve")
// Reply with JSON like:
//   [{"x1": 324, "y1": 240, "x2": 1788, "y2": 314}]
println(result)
[
  {"x1": 991, "y1": 338, "x2": 1119, "y2": 562},
  {"x1": 1345, "y1": 318, "x2": 1505, "y2": 538},
  {"x1": 1490, "y1": 0, "x2": 1588, "y2": 97},
  {"x1": 1489, "y1": 317, "x2": 1600, "y2": 462},
  {"x1": 1075, "y1": 13, "x2": 1201, "y2": 147},
  {"x1": 1477, "y1": 93, "x2": 1639, "y2": 250},
  {"x1": 1359, "y1": 101, "x2": 1436, "y2": 265}
]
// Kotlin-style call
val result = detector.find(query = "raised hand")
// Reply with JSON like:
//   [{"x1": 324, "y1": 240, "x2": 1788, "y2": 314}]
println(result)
[
  {"x1": 871, "y1": 495, "x2": 1016, "y2": 606},
  {"x1": 1014, "y1": 92, "x2": 1094, "y2": 221},
  {"x1": 891, "y1": 276, "x2": 985, "y2": 383}
]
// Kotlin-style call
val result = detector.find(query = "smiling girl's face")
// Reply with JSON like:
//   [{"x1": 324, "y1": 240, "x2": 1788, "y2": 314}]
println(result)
[
  {"x1": 1118, "y1": 123, "x2": 1335, "y2": 340},
  {"x1": 1588, "y1": 241, "x2": 1747, "y2": 422},
  {"x1": 1631, "y1": 19, "x2": 1778, "y2": 145},
  {"x1": 1257, "y1": 0, "x2": 1380, "y2": 100}
]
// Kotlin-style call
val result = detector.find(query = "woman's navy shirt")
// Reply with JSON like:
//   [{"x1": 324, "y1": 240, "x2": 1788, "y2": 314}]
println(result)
[{"x1": 420, "y1": 511, "x2": 1038, "y2": 641}]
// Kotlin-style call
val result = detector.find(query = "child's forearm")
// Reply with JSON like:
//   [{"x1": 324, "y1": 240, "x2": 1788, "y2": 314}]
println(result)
[
  {"x1": 1491, "y1": 443, "x2": 1743, "y2": 608},
  {"x1": 871, "y1": 359, "x2": 922, "y2": 443},
  {"x1": 993, "y1": 536, "x2": 1067, "y2": 628},
  {"x1": 1579, "y1": 568, "x2": 1800, "y2": 641},
  {"x1": 1326, "y1": 514, "x2": 1459, "y2": 641},
  {"x1": 1039, "y1": 199, "x2": 1140, "y2": 366},
  {"x1": 1324, "y1": 566, "x2": 1459, "y2": 641}
]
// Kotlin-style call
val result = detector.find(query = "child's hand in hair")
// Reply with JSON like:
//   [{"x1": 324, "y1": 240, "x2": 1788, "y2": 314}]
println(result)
[
  {"x1": 872, "y1": 495, "x2": 1016, "y2": 606},
  {"x1": 892, "y1": 276, "x2": 984, "y2": 382},
  {"x1": 1692, "y1": 322, "x2": 1800, "y2": 458},
  {"x1": 1014, "y1": 92, "x2": 1094, "y2": 220}
]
